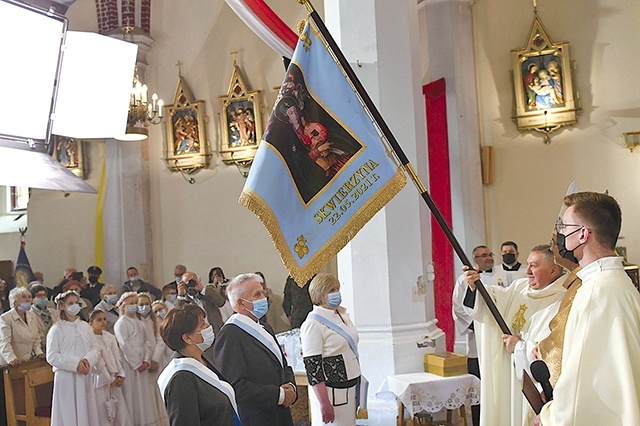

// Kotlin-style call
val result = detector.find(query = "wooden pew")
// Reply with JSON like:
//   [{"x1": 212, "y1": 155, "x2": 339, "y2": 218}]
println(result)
[{"x1": 3, "y1": 359, "x2": 53, "y2": 426}]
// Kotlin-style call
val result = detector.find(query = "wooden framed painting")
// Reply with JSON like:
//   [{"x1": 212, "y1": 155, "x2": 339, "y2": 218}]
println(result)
[
  {"x1": 218, "y1": 64, "x2": 263, "y2": 169},
  {"x1": 163, "y1": 75, "x2": 211, "y2": 174},
  {"x1": 511, "y1": 14, "x2": 580, "y2": 143},
  {"x1": 52, "y1": 135, "x2": 85, "y2": 178}
]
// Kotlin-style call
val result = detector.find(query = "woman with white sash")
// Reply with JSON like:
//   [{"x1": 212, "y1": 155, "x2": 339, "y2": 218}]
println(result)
[
  {"x1": 158, "y1": 304, "x2": 240, "y2": 426},
  {"x1": 301, "y1": 273, "x2": 363, "y2": 426}
]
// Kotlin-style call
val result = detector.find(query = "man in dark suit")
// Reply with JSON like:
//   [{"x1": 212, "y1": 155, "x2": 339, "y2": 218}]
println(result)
[
  {"x1": 214, "y1": 273, "x2": 296, "y2": 426},
  {"x1": 175, "y1": 271, "x2": 226, "y2": 363},
  {"x1": 81, "y1": 265, "x2": 104, "y2": 307}
]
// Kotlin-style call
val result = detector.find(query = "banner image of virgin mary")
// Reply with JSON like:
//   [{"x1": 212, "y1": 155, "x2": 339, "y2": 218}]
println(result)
[{"x1": 263, "y1": 64, "x2": 363, "y2": 204}]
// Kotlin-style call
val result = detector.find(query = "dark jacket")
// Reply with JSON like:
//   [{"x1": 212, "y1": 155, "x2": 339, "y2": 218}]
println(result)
[
  {"x1": 122, "y1": 279, "x2": 163, "y2": 301},
  {"x1": 163, "y1": 354, "x2": 236, "y2": 426},
  {"x1": 282, "y1": 276, "x2": 313, "y2": 328},
  {"x1": 213, "y1": 317, "x2": 295, "y2": 426}
]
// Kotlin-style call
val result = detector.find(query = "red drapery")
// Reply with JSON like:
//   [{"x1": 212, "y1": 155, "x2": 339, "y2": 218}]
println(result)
[{"x1": 423, "y1": 78, "x2": 455, "y2": 351}]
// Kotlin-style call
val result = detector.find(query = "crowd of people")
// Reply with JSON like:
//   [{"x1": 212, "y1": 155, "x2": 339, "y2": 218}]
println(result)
[
  {"x1": 0, "y1": 262, "x2": 364, "y2": 426},
  {"x1": 453, "y1": 192, "x2": 640, "y2": 426}
]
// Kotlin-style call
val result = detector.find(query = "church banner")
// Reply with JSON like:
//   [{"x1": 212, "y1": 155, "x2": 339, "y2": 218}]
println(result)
[
  {"x1": 239, "y1": 20, "x2": 406, "y2": 284},
  {"x1": 14, "y1": 244, "x2": 34, "y2": 288}
]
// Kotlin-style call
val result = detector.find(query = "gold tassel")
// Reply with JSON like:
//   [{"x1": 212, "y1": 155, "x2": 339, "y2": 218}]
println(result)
[{"x1": 356, "y1": 408, "x2": 368, "y2": 419}]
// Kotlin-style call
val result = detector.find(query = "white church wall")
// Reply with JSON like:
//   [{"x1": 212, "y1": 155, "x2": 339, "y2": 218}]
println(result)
[{"x1": 474, "y1": 0, "x2": 640, "y2": 263}]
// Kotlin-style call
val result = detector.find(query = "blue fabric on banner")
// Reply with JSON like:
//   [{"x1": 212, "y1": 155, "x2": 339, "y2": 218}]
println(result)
[
  {"x1": 14, "y1": 246, "x2": 34, "y2": 288},
  {"x1": 240, "y1": 20, "x2": 405, "y2": 283}
]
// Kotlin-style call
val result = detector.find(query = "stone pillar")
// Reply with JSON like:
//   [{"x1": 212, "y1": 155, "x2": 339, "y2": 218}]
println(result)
[
  {"x1": 97, "y1": 1, "x2": 156, "y2": 287},
  {"x1": 417, "y1": 0, "x2": 486, "y2": 353},
  {"x1": 326, "y1": 0, "x2": 443, "y2": 397}
]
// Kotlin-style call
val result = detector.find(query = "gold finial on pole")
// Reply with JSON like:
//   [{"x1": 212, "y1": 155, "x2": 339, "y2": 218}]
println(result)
[
  {"x1": 230, "y1": 49, "x2": 239, "y2": 65},
  {"x1": 297, "y1": 0, "x2": 315, "y2": 14},
  {"x1": 175, "y1": 60, "x2": 183, "y2": 76},
  {"x1": 533, "y1": 0, "x2": 537, "y2": 13}
]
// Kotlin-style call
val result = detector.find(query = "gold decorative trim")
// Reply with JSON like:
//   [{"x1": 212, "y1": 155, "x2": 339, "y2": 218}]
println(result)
[{"x1": 239, "y1": 168, "x2": 406, "y2": 285}]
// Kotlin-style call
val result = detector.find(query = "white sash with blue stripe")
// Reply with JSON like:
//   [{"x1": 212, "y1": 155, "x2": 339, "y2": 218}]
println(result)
[
  {"x1": 307, "y1": 309, "x2": 359, "y2": 358},
  {"x1": 226, "y1": 314, "x2": 284, "y2": 367},
  {"x1": 158, "y1": 357, "x2": 241, "y2": 425}
]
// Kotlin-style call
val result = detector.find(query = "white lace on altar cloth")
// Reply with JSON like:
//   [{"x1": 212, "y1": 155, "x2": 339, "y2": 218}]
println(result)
[{"x1": 376, "y1": 372, "x2": 480, "y2": 416}]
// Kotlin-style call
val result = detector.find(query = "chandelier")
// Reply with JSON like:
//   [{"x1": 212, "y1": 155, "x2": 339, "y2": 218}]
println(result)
[{"x1": 116, "y1": 27, "x2": 164, "y2": 141}]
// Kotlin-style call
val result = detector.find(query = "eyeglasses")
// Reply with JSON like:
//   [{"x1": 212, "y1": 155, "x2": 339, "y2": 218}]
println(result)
[
  {"x1": 474, "y1": 253, "x2": 494, "y2": 259},
  {"x1": 554, "y1": 221, "x2": 583, "y2": 234}
]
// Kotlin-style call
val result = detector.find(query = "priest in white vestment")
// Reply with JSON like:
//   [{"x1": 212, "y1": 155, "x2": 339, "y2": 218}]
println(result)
[
  {"x1": 463, "y1": 245, "x2": 567, "y2": 426},
  {"x1": 538, "y1": 192, "x2": 640, "y2": 425}
]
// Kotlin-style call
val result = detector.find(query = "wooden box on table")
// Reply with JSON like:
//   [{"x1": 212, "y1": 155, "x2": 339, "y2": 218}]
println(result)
[{"x1": 424, "y1": 352, "x2": 468, "y2": 377}]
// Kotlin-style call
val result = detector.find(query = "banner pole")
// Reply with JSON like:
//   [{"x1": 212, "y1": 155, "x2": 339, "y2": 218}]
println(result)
[{"x1": 297, "y1": 0, "x2": 511, "y2": 335}]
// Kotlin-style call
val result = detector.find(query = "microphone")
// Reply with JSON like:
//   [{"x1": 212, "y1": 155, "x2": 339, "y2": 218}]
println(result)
[{"x1": 530, "y1": 360, "x2": 553, "y2": 401}]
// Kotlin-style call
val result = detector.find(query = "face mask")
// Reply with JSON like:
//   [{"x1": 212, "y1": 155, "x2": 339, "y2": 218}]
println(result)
[
  {"x1": 89, "y1": 276, "x2": 98, "y2": 284},
  {"x1": 106, "y1": 294, "x2": 119, "y2": 305},
  {"x1": 126, "y1": 304, "x2": 139, "y2": 315},
  {"x1": 556, "y1": 228, "x2": 583, "y2": 264},
  {"x1": 66, "y1": 303, "x2": 82, "y2": 317},
  {"x1": 502, "y1": 253, "x2": 517, "y2": 265},
  {"x1": 244, "y1": 297, "x2": 268, "y2": 319},
  {"x1": 18, "y1": 301, "x2": 32, "y2": 311},
  {"x1": 195, "y1": 325, "x2": 215, "y2": 351},
  {"x1": 156, "y1": 310, "x2": 167, "y2": 319},
  {"x1": 138, "y1": 305, "x2": 151, "y2": 316},
  {"x1": 35, "y1": 297, "x2": 48, "y2": 310},
  {"x1": 326, "y1": 291, "x2": 342, "y2": 308},
  {"x1": 130, "y1": 276, "x2": 139, "y2": 283},
  {"x1": 168, "y1": 294, "x2": 177, "y2": 303},
  {"x1": 175, "y1": 277, "x2": 181, "y2": 284}
]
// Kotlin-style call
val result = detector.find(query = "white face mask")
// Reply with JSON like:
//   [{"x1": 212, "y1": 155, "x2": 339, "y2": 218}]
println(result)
[
  {"x1": 137, "y1": 305, "x2": 151, "y2": 316},
  {"x1": 195, "y1": 325, "x2": 215, "y2": 351},
  {"x1": 66, "y1": 303, "x2": 82, "y2": 317},
  {"x1": 126, "y1": 304, "x2": 138, "y2": 315}
]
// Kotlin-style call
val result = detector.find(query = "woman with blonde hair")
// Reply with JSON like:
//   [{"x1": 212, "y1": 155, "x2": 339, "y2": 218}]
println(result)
[{"x1": 300, "y1": 273, "x2": 364, "y2": 426}]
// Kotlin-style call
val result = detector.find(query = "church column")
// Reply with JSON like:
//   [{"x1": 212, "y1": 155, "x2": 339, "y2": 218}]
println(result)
[
  {"x1": 98, "y1": 0, "x2": 155, "y2": 287},
  {"x1": 327, "y1": 0, "x2": 442, "y2": 395},
  {"x1": 417, "y1": 0, "x2": 486, "y2": 352}
]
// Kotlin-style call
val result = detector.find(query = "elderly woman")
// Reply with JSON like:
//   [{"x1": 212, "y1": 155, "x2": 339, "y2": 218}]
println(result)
[
  {"x1": 301, "y1": 273, "x2": 363, "y2": 426},
  {"x1": 0, "y1": 286, "x2": 44, "y2": 366},
  {"x1": 158, "y1": 304, "x2": 239, "y2": 426},
  {"x1": 29, "y1": 283, "x2": 58, "y2": 352}
]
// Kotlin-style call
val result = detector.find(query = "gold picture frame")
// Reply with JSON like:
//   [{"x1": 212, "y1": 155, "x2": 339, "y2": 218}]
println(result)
[
  {"x1": 511, "y1": 13, "x2": 580, "y2": 143},
  {"x1": 163, "y1": 75, "x2": 211, "y2": 174},
  {"x1": 218, "y1": 63, "x2": 263, "y2": 169},
  {"x1": 53, "y1": 135, "x2": 85, "y2": 178}
]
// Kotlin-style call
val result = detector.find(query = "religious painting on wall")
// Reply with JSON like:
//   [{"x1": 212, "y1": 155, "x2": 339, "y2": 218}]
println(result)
[
  {"x1": 218, "y1": 61, "x2": 263, "y2": 172},
  {"x1": 163, "y1": 72, "x2": 211, "y2": 174},
  {"x1": 511, "y1": 12, "x2": 580, "y2": 143},
  {"x1": 52, "y1": 135, "x2": 85, "y2": 178}
]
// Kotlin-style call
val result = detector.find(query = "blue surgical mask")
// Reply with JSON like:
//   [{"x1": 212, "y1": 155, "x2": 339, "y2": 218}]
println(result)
[
  {"x1": 126, "y1": 304, "x2": 138, "y2": 315},
  {"x1": 18, "y1": 301, "x2": 32, "y2": 312},
  {"x1": 137, "y1": 305, "x2": 151, "y2": 316},
  {"x1": 34, "y1": 298, "x2": 48, "y2": 310},
  {"x1": 156, "y1": 309, "x2": 167, "y2": 319},
  {"x1": 169, "y1": 294, "x2": 177, "y2": 303},
  {"x1": 244, "y1": 297, "x2": 268, "y2": 319},
  {"x1": 327, "y1": 291, "x2": 342, "y2": 309},
  {"x1": 129, "y1": 276, "x2": 139, "y2": 283},
  {"x1": 66, "y1": 303, "x2": 82, "y2": 317},
  {"x1": 106, "y1": 294, "x2": 119, "y2": 305},
  {"x1": 196, "y1": 325, "x2": 215, "y2": 351}
]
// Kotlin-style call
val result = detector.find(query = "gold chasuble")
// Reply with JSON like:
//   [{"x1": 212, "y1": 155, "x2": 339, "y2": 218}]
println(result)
[{"x1": 537, "y1": 268, "x2": 582, "y2": 387}]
